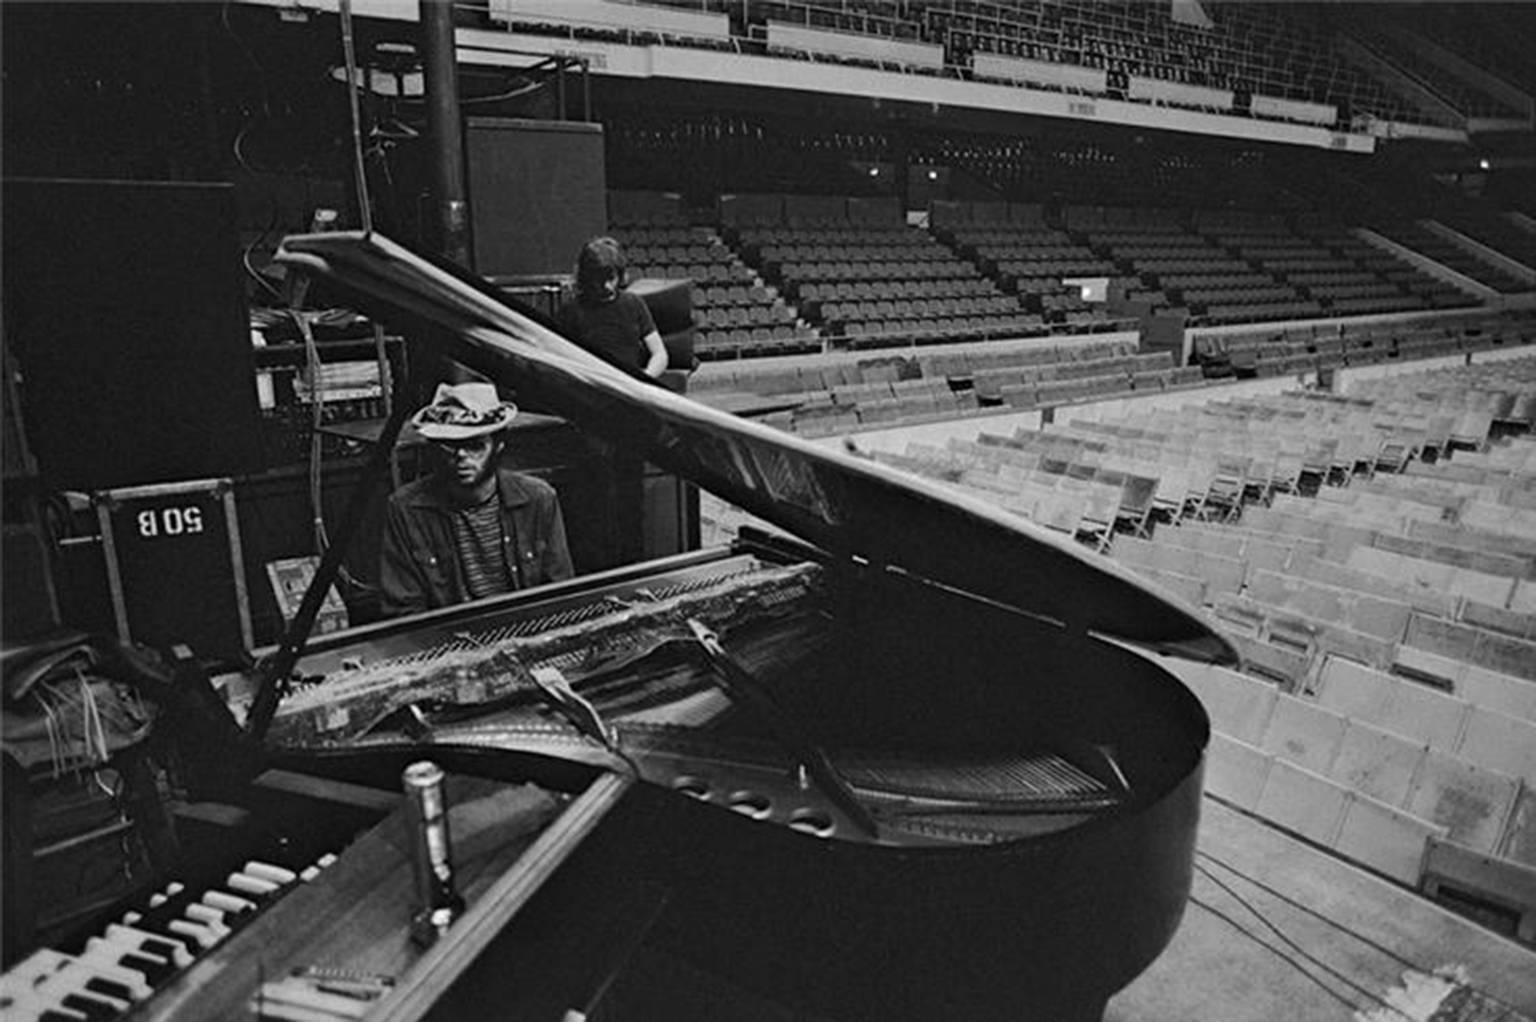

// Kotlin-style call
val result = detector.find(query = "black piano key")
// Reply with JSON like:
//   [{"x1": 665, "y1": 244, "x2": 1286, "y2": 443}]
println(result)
[
  {"x1": 201, "y1": 889, "x2": 258, "y2": 918},
  {"x1": 117, "y1": 951, "x2": 174, "y2": 987},
  {"x1": 84, "y1": 975, "x2": 136, "y2": 1004},
  {"x1": 131, "y1": 890, "x2": 199, "y2": 930},
  {"x1": 135, "y1": 936, "x2": 187, "y2": 966},
  {"x1": 132, "y1": 892, "x2": 223, "y2": 950},
  {"x1": 39, "y1": 1011, "x2": 87, "y2": 1022},
  {"x1": 59, "y1": 992, "x2": 120, "y2": 1022}
]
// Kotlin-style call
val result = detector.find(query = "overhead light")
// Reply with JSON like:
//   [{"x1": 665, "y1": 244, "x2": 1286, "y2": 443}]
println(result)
[
  {"x1": 869, "y1": 167, "x2": 880, "y2": 177},
  {"x1": 1479, "y1": 158, "x2": 1491, "y2": 170},
  {"x1": 927, "y1": 169, "x2": 939, "y2": 181}
]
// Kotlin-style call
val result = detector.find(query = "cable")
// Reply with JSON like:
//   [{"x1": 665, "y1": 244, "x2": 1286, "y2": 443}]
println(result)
[
  {"x1": 459, "y1": 79, "x2": 548, "y2": 105},
  {"x1": 243, "y1": 206, "x2": 285, "y2": 300},
  {"x1": 1194, "y1": 861, "x2": 1414, "y2": 1019},
  {"x1": 290, "y1": 308, "x2": 367, "y2": 596},
  {"x1": 1196, "y1": 848, "x2": 1427, "y2": 974},
  {"x1": 338, "y1": 0, "x2": 374, "y2": 235},
  {"x1": 1186, "y1": 892, "x2": 1364, "y2": 1015},
  {"x1": 1197, "y1": 848, "x2": 1531, "y2": 1019}
]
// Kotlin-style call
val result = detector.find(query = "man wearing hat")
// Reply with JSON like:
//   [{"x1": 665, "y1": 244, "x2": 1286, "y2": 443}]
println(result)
[{"x1": 379, "y1": 382, "x2": 573, "y2": 618}]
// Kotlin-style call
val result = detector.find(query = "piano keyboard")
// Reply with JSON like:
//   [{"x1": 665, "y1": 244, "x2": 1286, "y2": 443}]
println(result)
[{"x1": 0, "y1": 856, "x2": 336, "y2": 1021}]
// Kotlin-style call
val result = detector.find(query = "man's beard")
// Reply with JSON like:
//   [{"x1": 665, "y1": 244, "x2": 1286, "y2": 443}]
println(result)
[{"x1": 446, "y1": 451, "x2": 498, "y2": 498}]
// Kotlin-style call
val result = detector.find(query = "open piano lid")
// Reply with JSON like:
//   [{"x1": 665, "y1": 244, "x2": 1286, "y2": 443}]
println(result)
[{"x1": 274, "y1": 231, "x2": 1236, "y2": 664}]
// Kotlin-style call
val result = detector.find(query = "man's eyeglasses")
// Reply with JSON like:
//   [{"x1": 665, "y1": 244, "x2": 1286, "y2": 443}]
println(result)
[{"x1": 431, "y1": 435, "x2": 496, "y2": 454}]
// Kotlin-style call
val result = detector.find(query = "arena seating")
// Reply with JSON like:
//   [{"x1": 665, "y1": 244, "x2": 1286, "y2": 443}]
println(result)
[
  {"x1": 690, "y1": 280, "x2": 1536, "y2": 936},
  {"x1": 608, "y1": 195, "x2": 823, "y2": 360},
  {"x1": 1190, "y1": 657, "x2": 1536, "y2": 942},
  {"x1": 1342, "y1": 18, "x2": 1527, "y2": 121},
  {"x1": 1370, "y1": 219, "x2": 1533, "y2": 294},
  {"x1": 730, "y1": 206, "x2": 1050, "y2": 348},
  {"x1": 1294, "y1": 218, "x2": 1479, "y2": 312},
  {"x1": 497, "y1": 0, "x2": 1504, "y2": 132},
  {"x1": 843, "y1": 347, "x2": 1536, "y2": 936},
  {"x1": 1431, "y1": 206, "x2": 1536, "y2": 281},
  {"x1": 936, "y1": 215, "x2": 1131, "y2": 333},
  {"x1": 1389, "y1": 2, "x2": 1536, "y2": 97}
]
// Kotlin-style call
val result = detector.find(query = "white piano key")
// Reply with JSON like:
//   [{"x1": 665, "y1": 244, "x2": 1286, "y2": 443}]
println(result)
[
  {"x1": 243, "y1": 861, "x2": 298, "y2": 885},
  {"x1": 166, "y1": 918, "x2": 221, "y2": 951},
  {"x1": 202, "y1": 889, "x2": 257, "y2": 915},
  {"x1": 2, "y1": 988, "x2": 89, "y2": 1022},
  {"x1": 71, "y1": 946, "x2": 155, "y2": 999},
  {"x1": 182, "y1": 902, "x2": 232, "y2": 936},
  {"x1": 103, "y1": 922, "x2": 194, "y2": 968},
  {"x1": 85, "y1": 933, "x2": 165, "y2": 967},
  {"x1": 299, "y1": 853, "x2": 338, "y2": 882},
  {"x1": 0, "y1": 948, "x2": 73, "y2": 1008},
  {"x1": 32, "y1": 963, "x2": 132, "y2": 1016},
  {"x1": 226, "y1": 871, "x2": 280, "y2": 897}
]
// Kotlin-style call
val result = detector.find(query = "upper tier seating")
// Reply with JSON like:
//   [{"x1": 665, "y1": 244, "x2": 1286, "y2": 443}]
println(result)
[
  {"x1": 1341, "y1": 18, "x2": 1527, "y2": 120},
  {"x1": 490, "y1": 0, "x2": 1483, "y2": 129},
  {"x1": 1390, "y1": 2, "x2": 1536, "y2": 97}
]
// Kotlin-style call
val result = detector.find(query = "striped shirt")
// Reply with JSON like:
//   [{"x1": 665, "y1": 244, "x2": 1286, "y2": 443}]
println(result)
[{"x1": 451, "y1": 497, "x2": 515, "y2": 599}]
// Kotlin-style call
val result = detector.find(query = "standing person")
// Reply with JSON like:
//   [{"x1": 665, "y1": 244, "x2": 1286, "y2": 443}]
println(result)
[
  {"x1": 555, "y1": 236, "x2": 671, "y2": 569},
  {"x1": 557, "y1": 236, "x2": 670, "y2": 379},
  {"x1": 379, "y1": 382, "x2": 573, "y2": 618}
]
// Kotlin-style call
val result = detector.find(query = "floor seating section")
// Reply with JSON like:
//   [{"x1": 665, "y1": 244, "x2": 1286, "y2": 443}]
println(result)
[
  {"x1": 691, "y1": 316, "x2": 1536, "y2": 938},
  {"x1": 687, "y1": 337, "x2": 1214, "y2": 437},
  {"x1": 1186, "y1": 658, "x2": 1536, "y2": 943},
  {"x1": 688, "y1": 307, "x2": 1536, "y2": 437},
  {"x1": 851, "y1": 350, "x2": 1536, "y2": 941},
  {"x1": 1192, "y1": 310, "x2": 1526, "y2": 380}
]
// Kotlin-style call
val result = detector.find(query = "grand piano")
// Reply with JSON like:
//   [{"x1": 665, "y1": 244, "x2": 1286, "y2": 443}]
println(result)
[{"x1": 3, "y1": 231, "x2": 1237, "y2": 1022}]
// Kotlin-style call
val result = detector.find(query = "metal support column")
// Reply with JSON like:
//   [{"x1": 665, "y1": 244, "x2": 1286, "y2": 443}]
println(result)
[{"x1": 421, "y1": 0, "x2": 470, "y2": 268}]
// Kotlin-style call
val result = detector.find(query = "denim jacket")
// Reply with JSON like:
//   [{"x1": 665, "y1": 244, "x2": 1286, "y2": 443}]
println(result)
[{"x1": 379, "y1": 468, "x2": 574, "y2": 618}]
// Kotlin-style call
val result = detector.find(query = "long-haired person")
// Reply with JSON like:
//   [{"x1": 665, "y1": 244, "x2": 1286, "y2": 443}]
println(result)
[{"x1": 557, "y1": 236, "x2": 669, "y2": 379}]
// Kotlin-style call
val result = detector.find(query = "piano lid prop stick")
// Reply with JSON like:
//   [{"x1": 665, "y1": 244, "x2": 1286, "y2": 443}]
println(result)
[
  {"x1": 246, "y1": 395, "x2": 414, "y2": 742},
  {"x1": 686, "y1": 619, "x2": 880, "y2": 840}
]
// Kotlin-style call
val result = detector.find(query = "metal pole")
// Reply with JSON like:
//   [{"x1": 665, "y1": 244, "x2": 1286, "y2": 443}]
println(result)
[{"x1": 421, "y1": 0, "x2": 470, "y2": 267}]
